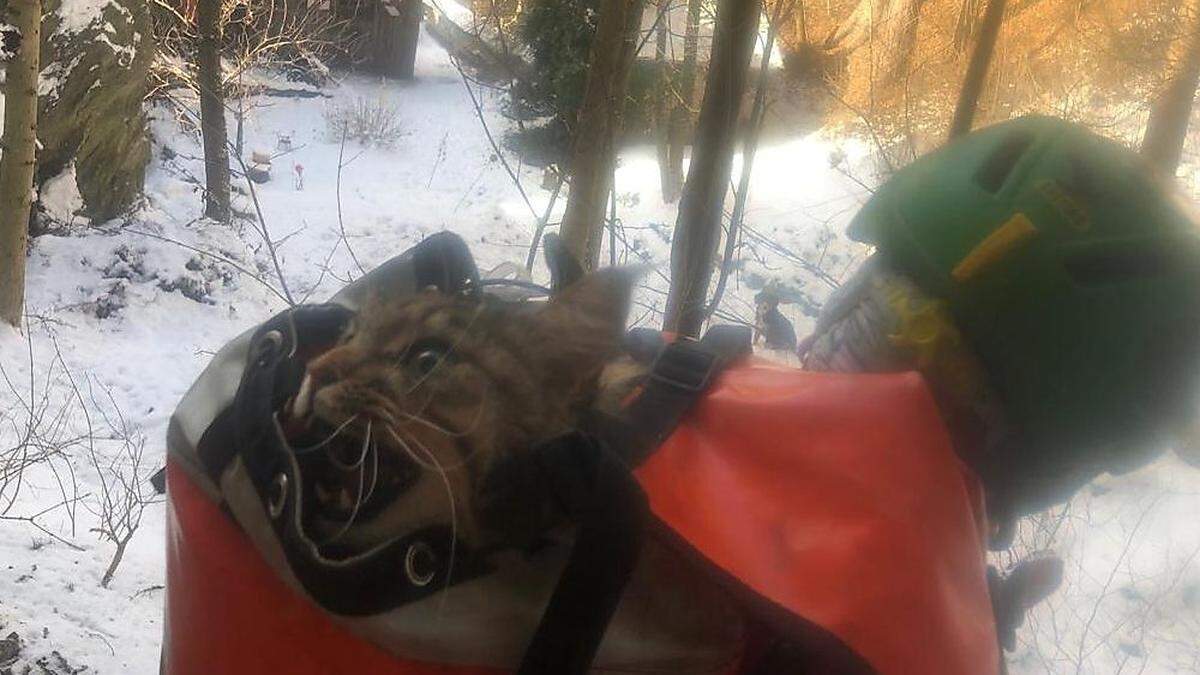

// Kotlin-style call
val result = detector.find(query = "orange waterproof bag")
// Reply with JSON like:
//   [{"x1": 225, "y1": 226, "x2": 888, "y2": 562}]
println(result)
[{"x1": 165, "y1": 355, "x2": 997, "y2": 674}]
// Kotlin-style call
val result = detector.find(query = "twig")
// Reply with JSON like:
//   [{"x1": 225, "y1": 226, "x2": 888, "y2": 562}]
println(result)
[
  {"x1": 0, "y1": 503, "x2": 88, "y2": 552},
  {"x1": 269, "y1": 143, "x2": 308, "y2": 162},
  {"x1": 821, "y1": 82, "x2": 897, "y2": 175},
  {"x1": 525, "y1": 175, "x2": 565, "y2": 272},
  {"x1": 161, "y1": 90, "x2": 297, "y2": 305},
  {"x1": 448, "y1": 54, "x2": 539, "y2": 220},
  {"x1": 1074, "y1": 496, "x2": 1161, "y2": 674},
  {"x1": 608, "y1": 170, "x2": 619, "y2": 268},
  {"x1": 131, "y1": 584, "x2": 166, "y2": 600},
  {"x1": 87, "y1": 630, "x2": 117, "y2": 656},
  {"x1": 428, "y1": 132, "x2": 450, "y2": 189},
  {"x1": 229, "y1": 151, "x2": 297, "y2": 306},
  {"x1": 299, "y1": 235, "x2": 344, "y2": 305},
  {"x1": 125, "y1": 228, "x2": 293, "y2": 305},
  {"x1": 337, "y1": 129, "x2": 367, "y2": 276},
  {"x1": 740, "y1": 223, "x2": 841, "y2": 290}
]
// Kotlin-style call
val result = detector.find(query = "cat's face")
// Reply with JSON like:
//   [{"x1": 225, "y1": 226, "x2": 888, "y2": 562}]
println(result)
[{"x1": 286, "y1": 268, "x2": 634, "y2": 552}]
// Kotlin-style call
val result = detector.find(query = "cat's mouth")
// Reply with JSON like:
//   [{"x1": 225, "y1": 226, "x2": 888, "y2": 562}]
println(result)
[{"x1": 285, "y1": 417, "x2": 422, "y2": 528}]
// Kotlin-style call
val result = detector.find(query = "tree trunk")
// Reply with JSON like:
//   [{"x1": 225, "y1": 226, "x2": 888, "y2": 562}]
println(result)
[
  {"x1": 559, "y1": 0, "x2": 646, "y2": 270},
  {"x1": 1142, "y1": 0, "x2": 1200, "y2": 174},
  {"x1": 664, "y1": 0, "x2": 703, "y2": 204},
  {"x1": 654, "y1": 0, "x2": 673, "y2": 199},
  {"x1": 888, "y1": 0, "x2": 925, "y2": 83},
  {"x1": 824, "y1": 0, "x2": 926, "y2": 85},
  {"x1": 947, "y1": 0, "x2": 1007, "y2": 140},
  {"x1": 953, "y1": 0, "x2": 983, "y2": 52},
  {"x1": 0, "y1": 0, "x2": 41, "y2": 327},
  {"x1": 664, "y1": 0, "x2": 762, "y2": 337},
  {"x1": 197, "y1": 0, "x2": 232, "y2": 223},
  {"x1": 374, "y1": 0, "x2": 423, "y2": 79},
  {"x1": 708, "y1": 0, "x2": 789, "y2": 320}
]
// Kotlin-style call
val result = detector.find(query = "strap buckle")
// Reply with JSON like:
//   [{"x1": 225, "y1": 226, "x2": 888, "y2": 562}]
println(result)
[{"x1": 649, "y1": 338, "x2": 719, "y2": 393}]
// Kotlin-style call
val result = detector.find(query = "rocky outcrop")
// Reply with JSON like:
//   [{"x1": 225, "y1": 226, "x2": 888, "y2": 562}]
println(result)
[{"x1": 37, "y1": 0, "x2": 152, "y2": 220}]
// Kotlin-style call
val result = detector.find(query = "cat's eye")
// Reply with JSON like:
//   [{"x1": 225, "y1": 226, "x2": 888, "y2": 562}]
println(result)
[
  {"x1": 412, "y1": 349, "x2": 443, "y2": 375},
  {"x1": 405, "y1": 340, "x2": 450, "y2": 376}
]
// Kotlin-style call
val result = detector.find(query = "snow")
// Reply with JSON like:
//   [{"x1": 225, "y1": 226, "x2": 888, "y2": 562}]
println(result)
[
  {"x1": 1, "y1": 24, "x2": 1198, "y2": 675},
  {"x1": 55, "y1": 0, "x2": 118, "y2": 38},
  {"x1": 53, "y1": 0, "x2": 137, "y2": 70},
  {"x1": 430, "y1": 0, "x2": 476, "y2": 28},
  {"x1": 39, "y1": 164, "x2": 87, "y2": 228}
]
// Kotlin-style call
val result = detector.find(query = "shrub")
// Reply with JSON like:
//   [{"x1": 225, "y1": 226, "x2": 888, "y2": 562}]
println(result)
[
  {"x1": 323, "y1": 97, "x2": 405, "y2": 146},
  {"x1": 517, "y1": 0, "x2": 601, "y2": 122}
]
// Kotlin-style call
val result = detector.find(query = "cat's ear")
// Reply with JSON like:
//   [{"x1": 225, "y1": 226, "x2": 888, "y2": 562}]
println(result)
[
  {"x1": 539, "y1": 266, "x2": 640, "y2": 337},
  {"x1": 532, "y1": 267, "x2": 640, "y2": 400},
  {"x1": 543, "y1": 233, "x2": 585, "y2": 293}
]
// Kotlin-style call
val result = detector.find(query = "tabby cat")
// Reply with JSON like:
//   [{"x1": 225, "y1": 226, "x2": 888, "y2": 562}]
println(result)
[{"x1": 284, "y1": 266, "x2": 639, "y2": 554}]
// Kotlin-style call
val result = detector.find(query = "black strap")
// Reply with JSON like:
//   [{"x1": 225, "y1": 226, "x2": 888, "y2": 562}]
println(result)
[
  {"x1": 514, "y1": 326, "x2": 750, "y2": 675},
  {"x1": 619, "y1": 325, "x2": 752, "y2": 463},
  {"x1": 515, "y1": 432, "x2": 649, "y2": 675}
]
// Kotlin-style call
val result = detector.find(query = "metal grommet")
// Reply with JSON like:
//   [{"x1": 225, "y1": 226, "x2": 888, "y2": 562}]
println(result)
[
  {"x1": 268, "y1": 472, "x2": 289, "y2": 519},
  {"x1": 404, "y1": 541, "x2": 438, "y2": 587},
  {"x1": 255, "y1": 329, "x2": 284, "y2": 366}
]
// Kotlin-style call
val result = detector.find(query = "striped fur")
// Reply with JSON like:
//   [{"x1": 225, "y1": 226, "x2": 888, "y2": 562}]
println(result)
[{"x1": 292, "y1": 268, "x2": 635, "y2": 553}]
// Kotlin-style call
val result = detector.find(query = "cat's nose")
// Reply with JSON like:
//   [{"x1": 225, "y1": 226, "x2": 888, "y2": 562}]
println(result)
[{"x1": 306, "y1": 347, "x2": 356, "y2": 386}]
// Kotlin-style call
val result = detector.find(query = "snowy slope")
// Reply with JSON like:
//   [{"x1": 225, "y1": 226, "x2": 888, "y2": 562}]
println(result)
[{"x1": 0, "y1": 24, "x2": 1197, "y2": 675}]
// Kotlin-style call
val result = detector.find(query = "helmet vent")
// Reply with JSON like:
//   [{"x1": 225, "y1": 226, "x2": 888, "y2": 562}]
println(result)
[{"x1": 976, "y1": 132, "x2": 1035, "y2": 194}]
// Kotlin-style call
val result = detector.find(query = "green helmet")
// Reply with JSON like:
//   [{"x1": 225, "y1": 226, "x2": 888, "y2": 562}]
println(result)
[{"x1": 849, "y1": 115, "x2": 1200, "y2": 515}]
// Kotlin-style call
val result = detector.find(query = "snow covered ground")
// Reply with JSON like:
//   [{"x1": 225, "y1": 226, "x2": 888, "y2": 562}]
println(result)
[{"x1": 1, "y1": 23, "x2": 1198, "y2": 675}]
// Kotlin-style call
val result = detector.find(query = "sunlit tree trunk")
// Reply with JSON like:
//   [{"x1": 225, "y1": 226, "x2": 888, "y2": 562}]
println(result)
[
  {"x1": 0, "y1": 0, "x2": 41, "y2": 326},
  {"x1": 665, "y1": 0, "x2": 761, "y2": 336},
  {"x1": 559, "y1": 0, "x2": 645, "y2": 270},
  {"x1": 824, "y1": 0, "x2": 926, "y2": 85},
  {"x1": 948, "y1": 0, "x2": 1007, "y2": 140},
  {"x1": 664, "y1": 0, "x2": 703, "y2": 203},
  {"x1": 953, "y1": 0, "x2": 982, "y2": 52},
  {"x1": 1142, "y1": 0, "x2": 1200, "y2": 174},
  {"x1": 708, "y1": 0, "x2": 791, "y2": 319},
  {"x1": 197, "y1": 0, "x2": 232, "y2": 223},
  {"x1": 654, "y1": 0, "x2": 672, "y2": 199}
]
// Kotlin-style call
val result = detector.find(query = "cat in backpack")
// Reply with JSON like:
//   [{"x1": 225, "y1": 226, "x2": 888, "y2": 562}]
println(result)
[{"x1": 285, "y1": 262, "x2": 638, "y2": 552}]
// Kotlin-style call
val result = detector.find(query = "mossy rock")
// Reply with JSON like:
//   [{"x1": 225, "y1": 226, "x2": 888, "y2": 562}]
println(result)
[{"x1": 37, "y1": 0, "x2": 152, "y2": 221}]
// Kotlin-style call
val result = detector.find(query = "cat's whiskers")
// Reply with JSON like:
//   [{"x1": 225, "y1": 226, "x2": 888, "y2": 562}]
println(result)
[
  {"x1": 384, "y1": 422, "x2": 456, "y2": 471},
  {"x1": 364, "y1": 403, "x2": 401, "y2": 430},
  {"x1": 384, "y1": 423, "x2": 458, "y2": 614},
  {"x1": 396, "y1": 369, "x2": 493, "y2": 463},
  {"x1": 383, "y1": 415, "x2": 482, "y2": 472},
  {"x1": 319, "y1": 419, "x2": 375, "y2": 544},
  {"x1": 363, "y1": 435, "x2": 380, "y2": 507},
  {"x1": 289, "y1": 413, "x2": 360, "y2": 456},
  {"x1": 365, "y1": 378, "x2": 490, "y2": 465},
  {"x1": 398, "y1": 385, "x2": 490, "y2": 440}
]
